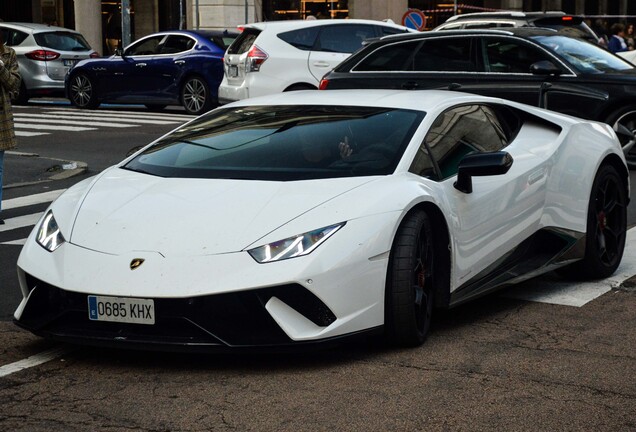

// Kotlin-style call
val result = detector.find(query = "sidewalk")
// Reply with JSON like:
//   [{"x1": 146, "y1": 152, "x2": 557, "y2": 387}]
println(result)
[{"x1": 3, "y1": 151, "x2": 88, "y2": 189}]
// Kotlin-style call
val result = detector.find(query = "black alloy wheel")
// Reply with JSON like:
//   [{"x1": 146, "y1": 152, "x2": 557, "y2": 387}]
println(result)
[
  {"x1": 181, "y1": 77, "x2": 211, "y2": 115},
  {"x1": 69, "y1": 73, "x2": 99, "y2": 109},
  {"x1": 386, "y1": 210, "x2": 435, "y2": 347},
  {"x1": 560, "y1": 164, "x2": 627, "y2": 280}
]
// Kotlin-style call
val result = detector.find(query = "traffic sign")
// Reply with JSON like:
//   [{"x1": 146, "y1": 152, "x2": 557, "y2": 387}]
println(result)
[{"x1": 402, "y1": 9, "x2": 426, "y2": 31}]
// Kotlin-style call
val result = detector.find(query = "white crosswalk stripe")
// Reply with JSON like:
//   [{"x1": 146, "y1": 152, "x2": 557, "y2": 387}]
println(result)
[{"x1": 12, "y1": 106, "x2": 195, "y2": 137}]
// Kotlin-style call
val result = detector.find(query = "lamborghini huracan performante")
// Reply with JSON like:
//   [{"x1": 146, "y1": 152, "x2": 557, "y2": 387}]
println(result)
[{"x1": 14, "y1": 90, "x2": 629, "y2": 351}]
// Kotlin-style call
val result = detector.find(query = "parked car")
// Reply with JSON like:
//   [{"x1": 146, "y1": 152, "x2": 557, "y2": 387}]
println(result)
[
  {"x1": 66, "y1": 29, "x2": 238, "y2": 114},
  {"x1": 433, "y1": 11, "x2": 600, "y2": 44},
  {"x1": 320, "y1": 28, "x2": 636, "y2": 167},
  {"x1": 0, "y1": 22, "x2": 97, "y2": 103},
  {"x1": 218, "y1": 19, "x2": 412, "y2": 104},
  {"x1": 14, "y1": 89, "x2": 628, "y2": 351}
]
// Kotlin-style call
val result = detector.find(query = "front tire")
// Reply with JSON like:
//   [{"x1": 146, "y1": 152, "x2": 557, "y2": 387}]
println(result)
[
  {"x1": 386, "y1": 210, "x2": 435, "y2": 347},
  {"x1": 559, "y1": 164, "x2": 627, "y2": 280},
  {"x1": 181, "y1": 77, "x2": 211, "y2": 115},
  {"x1": 68, "y1": 73, "x2": 99, "y2": 109}
]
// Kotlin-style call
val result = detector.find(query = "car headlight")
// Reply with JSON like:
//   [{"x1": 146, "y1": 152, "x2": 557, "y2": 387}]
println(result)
[
  {"x1": 248, "y1": 223, "x2": 345, "y2": 263},
  {"x1": 36, "y1": 210, "x2": 66, "y2": 252}
]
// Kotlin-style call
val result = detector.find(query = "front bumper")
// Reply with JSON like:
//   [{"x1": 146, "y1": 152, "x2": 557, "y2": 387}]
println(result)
[{"x1": 15, "y1": 274, "x2": 382, "y2": 352}]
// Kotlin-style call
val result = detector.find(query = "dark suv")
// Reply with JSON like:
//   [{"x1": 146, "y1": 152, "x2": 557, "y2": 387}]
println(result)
[
  {"x1": 433, "y1": 11, "x2": 600, "y2": 44},
  {"x1": 320, "y1": 28, "x2": 636, "y2": 166}
]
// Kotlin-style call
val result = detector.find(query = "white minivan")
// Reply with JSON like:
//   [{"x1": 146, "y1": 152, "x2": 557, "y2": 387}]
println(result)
[{"x1": 218, "y1": 19, "x2": 412, "y2": 104}]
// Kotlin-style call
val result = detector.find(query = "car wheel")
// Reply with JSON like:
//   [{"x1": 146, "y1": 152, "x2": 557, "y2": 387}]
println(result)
[
  {"x1": 608, "y1": 106, "x2": 636, "y2": 169},
  {"x1": 181, "y1": 77, "x2": 211, "y2": 115},
  {"x1": 386, "y1": 210, "x2": 435, "y2": 347},
  {"x1": 68, "y1": 73, "x2": 99, "y2": 109},
  {"x1": 145, "y1": 104, "x2": 167, "y2": 112},
  {"x1": 559, "y1": 164, "x2": 627, "y2": 280}
]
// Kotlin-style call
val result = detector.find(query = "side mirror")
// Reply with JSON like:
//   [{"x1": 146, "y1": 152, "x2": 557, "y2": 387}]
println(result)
[
  {"x1": 115, "y1": 48, "x2": 124, "y2": 57},
  {"x1": 454, "y1": 151, "x2": 514, "y2": 194},
  {"x1": 530, "y1": 60, "x2": 562, "y2": 76}
]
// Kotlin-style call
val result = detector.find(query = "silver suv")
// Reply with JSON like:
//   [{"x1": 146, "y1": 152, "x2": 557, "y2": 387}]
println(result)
[
  {"x1": 0, "y1": 22, "x2": 97, "y2": 103},
  {"x1": 434, "y1": 11, "x2": 600, "y2": 44}
]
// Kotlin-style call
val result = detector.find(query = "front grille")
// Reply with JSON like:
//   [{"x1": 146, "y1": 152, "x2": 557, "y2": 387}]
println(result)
[{"x1": 18, "y1": 275, "x2": 336, "y2": 348}]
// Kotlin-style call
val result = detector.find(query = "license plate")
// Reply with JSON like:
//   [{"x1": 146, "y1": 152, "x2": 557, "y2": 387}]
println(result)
[
  {"x1": 88, "y1": 295, "x2": 155, "y2": 325},
  {"x1": 228, "y1": 65, "x2": 238, "y2": 77},
  {"x1": 63, "y1": 59, "x2": 77, "y2": 67}
]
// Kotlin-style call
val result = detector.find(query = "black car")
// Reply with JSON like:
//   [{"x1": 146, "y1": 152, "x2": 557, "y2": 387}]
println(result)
[
  {"x1": 320, "y1": 28, "x2": 636, "y2": 166},
  {"x1": 433, "y1": 11, "x2": 600, "y2": 44}
]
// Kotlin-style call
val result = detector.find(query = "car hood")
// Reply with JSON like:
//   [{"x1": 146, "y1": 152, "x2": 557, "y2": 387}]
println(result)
[{"x1": 67, "y1": 167, "x2": 376, "y2": 257}]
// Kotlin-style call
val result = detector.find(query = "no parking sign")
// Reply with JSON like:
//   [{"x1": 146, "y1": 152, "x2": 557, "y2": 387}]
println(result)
[{"x1": 402, "y1": 9, "x2": 427, "y2": 31}]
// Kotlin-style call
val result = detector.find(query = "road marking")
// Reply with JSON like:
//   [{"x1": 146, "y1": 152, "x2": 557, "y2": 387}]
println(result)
[
  {"x1": 15, "y1": 131, "x2": 48, "y2": 137},
  {"x1": 0, "y1": 346, "x2": 71, "y2": 378},
  {"x1": 44, "y1": 108, "x2": 196, "y2": 119},
  {"x1": 503, "y1": 227, "x2": 636, "y2": 307},
  {"x1": 46, "y1": 110, "x2": 194, "y2": 122},
  {"x1": 14, "y1": 123, "x2": 95, "y2": 132},
  {"x1": 3, "y1": 189, "x2": 66, "y2": 210},
  {"x1": 14, "y1": 113, "x2": 182, "y2": 127},
  {"x1": 14, "y1": 116, "x2": 136, "y2": 128},
  {"x1": 0, "y1": 212, "x2": 44, "y2": 233}
]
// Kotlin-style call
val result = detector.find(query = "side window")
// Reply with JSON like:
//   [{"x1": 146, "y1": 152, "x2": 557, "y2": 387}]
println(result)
[
  {"x1": 126, "y1": 35, "x2": 165, "y2": 56},
  {"x1": 278, "y1": 27, "x2": 320, "y2": 51},
  {"x1": 316, "y1": 25, "x2": 376, "y2": 54},
  {"x1": 354, "y1": 40, "x2": 422, "y2": 72},
  {"x1": 410, "y1": 105, "x2": 508, "y2": 180},
  {"x1": 484, "y1": 38, "x2": 547, "y2": 73},
  {"x1": 437, "y1": 23, "x2": 464, "y2": 30},
  {"x1": 160, "y1": 35, "x2": 195, "y2": 54},
  {"x1": 1, "y1": 29, "x2": 28, "y2": 46},
  {"x1": 412, "y1": 37, "x2": 476, "y2": 71}
]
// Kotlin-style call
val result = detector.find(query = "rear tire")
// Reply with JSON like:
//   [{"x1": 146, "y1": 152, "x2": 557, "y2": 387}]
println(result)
[
  {"x1": 68, "y1": 73, "x2": 99, "y2": 109},
  {"x1": 558, "y1": 164, "x2": 627, "y2": 280},
  {"x1": 181, "y1": 77, "x2": 212, "y2": 115},
  {"x1": 385, "y1": 210, "x2": 435, "y2": 347}
]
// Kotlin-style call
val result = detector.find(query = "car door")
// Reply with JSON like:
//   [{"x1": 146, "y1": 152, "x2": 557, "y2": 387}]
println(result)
[
  {"x1": 307, "y1": 24, "x2": 377, "y2": 82},
  {"x1": 148, "y1": 34, "x2": 197, "y2": 101},
  {"x1": 461, "y1": 36, "x2": 558, "y2": 107},
  {"x1": 99, "y1": 34, "x2": 166, "y2": 101},
  {"x1": 409, "y1": 104, "x2": 550, "y2": 298},
  {"x1": 344, "y1": 35, "x2": 481, "y2": 91}
]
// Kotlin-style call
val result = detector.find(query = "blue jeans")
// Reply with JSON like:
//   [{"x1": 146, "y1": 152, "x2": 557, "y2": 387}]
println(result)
[{"x1": 0, "y1": 150, "x2": 4, "y2": 214}]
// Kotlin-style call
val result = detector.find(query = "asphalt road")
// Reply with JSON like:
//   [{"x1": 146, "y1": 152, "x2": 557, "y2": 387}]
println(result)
[{"x1": 0, "y1": 101, "x2": 634, "y2": 431}]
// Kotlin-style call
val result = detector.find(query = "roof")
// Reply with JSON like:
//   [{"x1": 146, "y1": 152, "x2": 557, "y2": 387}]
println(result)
[
  {"x1": 225, "y1": 89, "x2": 501, "y2": 112},
  {"x1": 0, "y1": 22, "x2": 81, "y2": 33},
  {"x1": 239, "y1": 19, "x2": 410, "y2": 32},
  {"x1": 445, "y1": 11, "x2": 573, "y2": 22}
]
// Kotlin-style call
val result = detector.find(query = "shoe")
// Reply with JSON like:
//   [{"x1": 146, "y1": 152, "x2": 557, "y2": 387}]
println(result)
[{"x1": 0, "y1": 219, "x2": 4, "y2": 225}]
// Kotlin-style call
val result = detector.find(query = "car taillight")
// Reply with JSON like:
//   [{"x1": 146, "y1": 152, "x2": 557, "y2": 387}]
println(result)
[
  {"x1": 562, "y1": 16, "x2": 573, "y2": 21},
  {"x1": 89, "y1": 51, "x2": 100, "y2": 58},
  {"x1": 25, "y1": 50, "x2": 60, "y2": 61},
  {"x1": 319, "y1": 78, "x2": 329, "y2": 90},
  {"x1": 246, "y1": 45, "x2": 268, "y2": 72}
]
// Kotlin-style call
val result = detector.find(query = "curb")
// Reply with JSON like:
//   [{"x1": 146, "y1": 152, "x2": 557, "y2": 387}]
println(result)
[{"x1": 4, "y1": 151, "x2": 88, "y2": 189}]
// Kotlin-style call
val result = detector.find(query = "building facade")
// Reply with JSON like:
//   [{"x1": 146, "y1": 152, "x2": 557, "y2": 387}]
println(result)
[{"x1": 1, "y1": 0, "x2": 634, "y2": 55}]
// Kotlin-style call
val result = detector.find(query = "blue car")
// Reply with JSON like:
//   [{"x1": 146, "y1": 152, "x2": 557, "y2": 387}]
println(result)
[{"x1": 66, "y1": 30, "x2": 237, "y2": 115}]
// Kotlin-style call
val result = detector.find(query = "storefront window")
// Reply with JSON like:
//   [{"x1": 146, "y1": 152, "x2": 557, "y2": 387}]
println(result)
[{"x1": 263, "y1": 0, "x2": 348, "y2": 21}]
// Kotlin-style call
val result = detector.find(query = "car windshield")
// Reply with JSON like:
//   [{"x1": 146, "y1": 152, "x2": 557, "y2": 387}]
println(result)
[
  {"x1": 34, "y1": 31, "x2": 91, "y2": 51},
  {"x1": 531, "y1": 34, "x2": 633, "y2": 73},
  {"x1": 123, "y1": 105, "x2": 424, "y2": 181}
]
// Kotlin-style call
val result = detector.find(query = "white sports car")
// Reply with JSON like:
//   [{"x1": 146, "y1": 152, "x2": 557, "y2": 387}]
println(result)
[{"x1": 14, "y1": 90, "x2": 629, "y2": 350}]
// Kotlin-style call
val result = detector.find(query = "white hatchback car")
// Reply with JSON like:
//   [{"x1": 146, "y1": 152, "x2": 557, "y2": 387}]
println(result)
[{"x1": 218, "y1": 19, "x2": 412, "y2": 103}]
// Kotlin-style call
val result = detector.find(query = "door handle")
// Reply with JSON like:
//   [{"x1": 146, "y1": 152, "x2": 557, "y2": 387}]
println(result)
[
  {"x1": 312, "y1": 61, "x2": 331, "y2": 68},
  {"x1": 135, "y1": 63, "x2": 147, "y2": 67},
  {"x1": 174, "y1": 60, "x2": 185, "y2": 65},
  {"x1": 402, "y1": 81, "x2": 419, "y2": 90}
]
